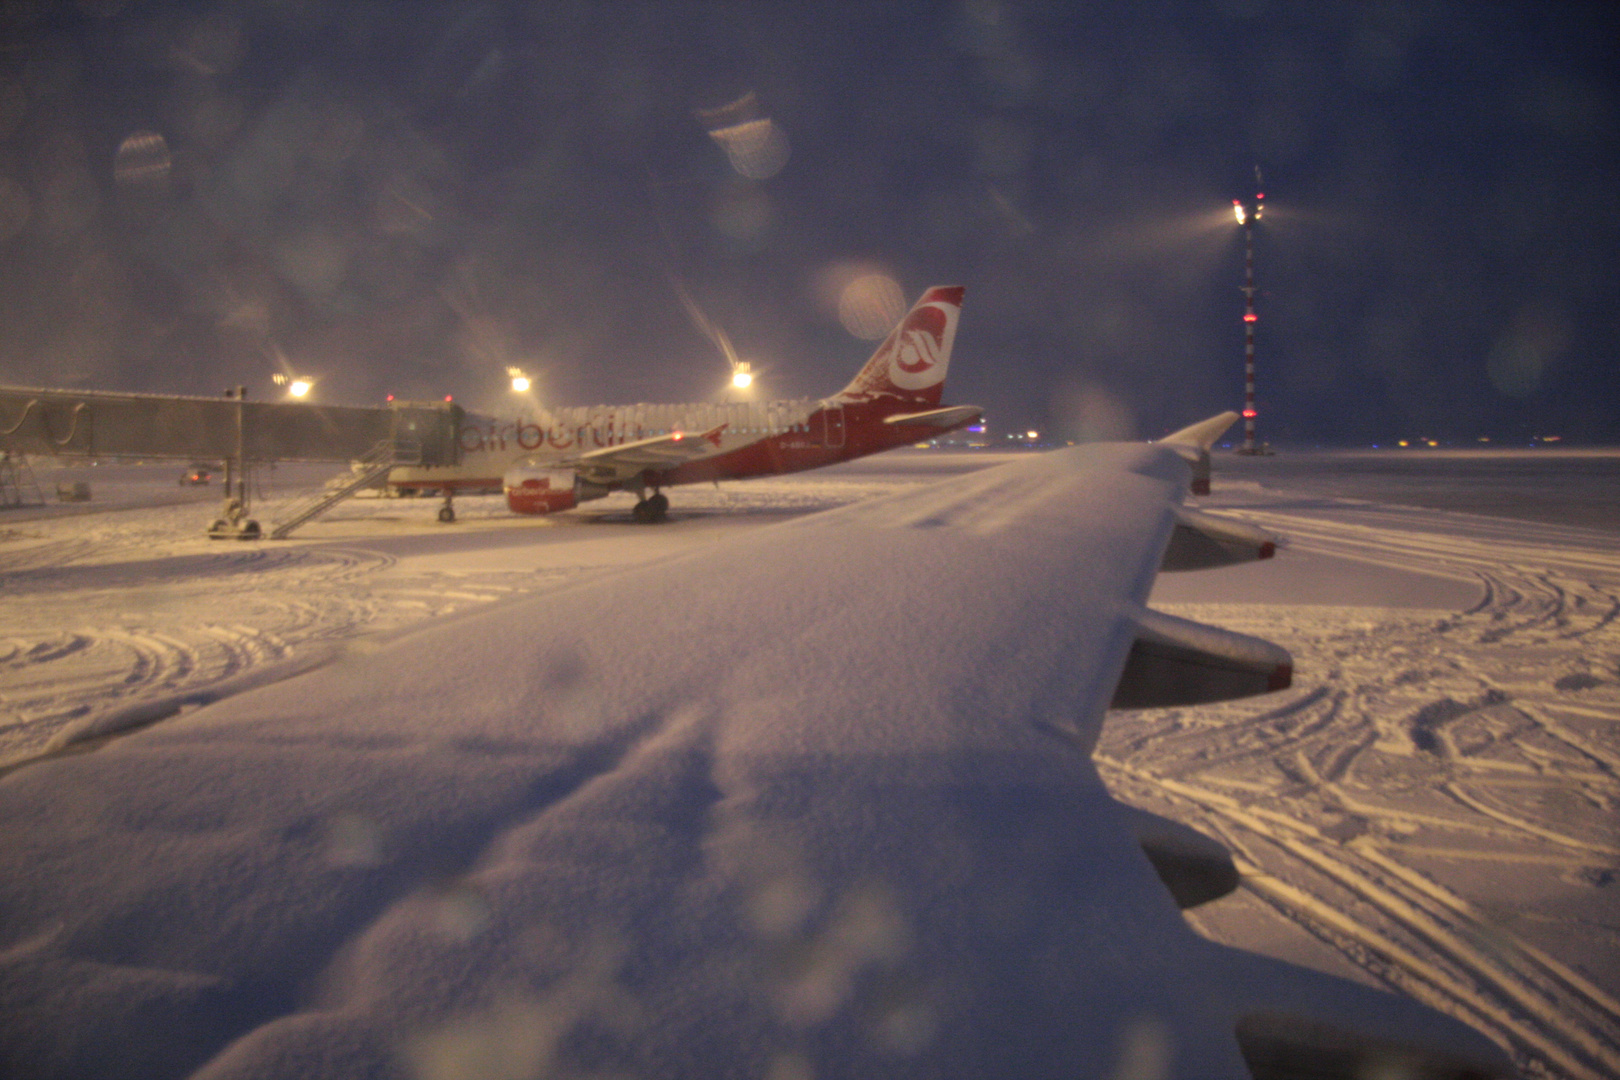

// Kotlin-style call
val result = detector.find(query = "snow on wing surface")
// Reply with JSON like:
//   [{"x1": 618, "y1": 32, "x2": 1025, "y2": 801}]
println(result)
[{"x1": 0, "y1": 443, "x2": 1507, "y2": 1079}]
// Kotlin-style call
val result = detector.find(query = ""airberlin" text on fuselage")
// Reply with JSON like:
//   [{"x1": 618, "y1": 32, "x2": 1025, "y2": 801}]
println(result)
[{"x1": 460, "y1": 419, "x2": 641, "y2": 453}]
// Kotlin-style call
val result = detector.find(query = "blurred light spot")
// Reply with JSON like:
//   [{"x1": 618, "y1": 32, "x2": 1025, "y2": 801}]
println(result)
[
  {"x1": 114, "y1": 130, "x2": 171, "y2": 189},
  {"x1": 172, "y1": 13, "x2": 243, "y2": 77},
  {"x1": 871, "y1": 994, "x2": 938, "y2": 1055},
  {"x1": 711, "y1": 118, "x2": 791, "y2": 180},
  {"x1": 0, "y1": 176, "x2": 31, "y2": 242},
  {"x1": 1486, "y1": 342, "x2": 1541, "y2": 397},
  {"x1": 1053, "y1": 382, "x2": 1135, "y2": 443},
  {"x1": 409, "y1": 934, "x2": 631, "y2": 1078},
  {"x1": 833, "y1": 885, "x2": 910, "y2": 963},
  {"x1": 710, "y1": 182, "x2": 773, "y2": 243},
  {"x1": 748, "y1": 871, "x2": 823, "y2": 940},
  {"x1": 1486, "y1": 304, "x2": 1569, "y2": 398},
  {"x1": 838, "y1": 274, "x2": 905, "y2": 340},
  {"x1": 1108, "y1": 1015, "x2": 1174, "y2": 1080},
  {"x1": 775, "y1": 883, "x2": 911, "y2": 1027},
  {"x1": 407, "y1": 998, "x2": 560, "y2": 1080},
  {"x1": 325, "y1": 811, "x2": 383, "y2": 868},
  {"x1": 765, "y1": 1052, "x2": 815, "y2": 1080},
  {"x1": 698, "y1": 91, "x2": 790, "y2": 180},
  {"x1": 432, "y1": 881, "x2": 492, "y2": 941},
  {"x1": 950, "y1": 1, "x2": 1038, "y2": 105}
]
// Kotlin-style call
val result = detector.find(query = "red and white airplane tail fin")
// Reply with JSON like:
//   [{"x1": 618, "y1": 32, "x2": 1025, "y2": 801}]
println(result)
[{"x1": 837, "y1": 285, "x2": 964, "y2": 406}]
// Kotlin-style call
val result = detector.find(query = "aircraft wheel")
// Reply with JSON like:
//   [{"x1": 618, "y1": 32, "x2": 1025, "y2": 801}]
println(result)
[
  {"x1": 647, "y1": 492, "x2": 669, "y2": 520},
  {"x1": 237, "y1": 519, "x2": 261, "y2": 540},
  {"x1": 631, "y1": 499, "x2": 653, "y2": 524},
  {"x1": 437, "y1": 505, "x2": 456, "y2": 523}
]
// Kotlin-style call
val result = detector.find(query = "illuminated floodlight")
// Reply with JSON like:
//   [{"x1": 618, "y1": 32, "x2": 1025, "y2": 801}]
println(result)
[
  {"x1": 506, "y1": 366, "x2": 531, "y2": 393},
  {"x1": 731, "y1": 362, "x2": 754, "y2": 390},
  {"x1": 288, "y1": 378, "x2": 312, "y2": 398},
  {"x1": 1233, "y1": 199, "x2": 1246, "y2": 225}
]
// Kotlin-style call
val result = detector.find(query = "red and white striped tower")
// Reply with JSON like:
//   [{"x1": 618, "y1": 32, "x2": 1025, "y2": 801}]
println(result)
[{"x1": 1234, "y1": 171, "x2": 1264, "y2": 454}]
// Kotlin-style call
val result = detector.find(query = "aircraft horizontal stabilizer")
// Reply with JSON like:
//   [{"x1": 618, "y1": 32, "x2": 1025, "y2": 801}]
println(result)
[
  {"x1": 1162, "y1": 505, "x2": 1280, "y2": 570},
  {"x1": 1112, "y1": 606, "x2": 1292, "y2": 709},
  {"x1": 574, "y1": 424, "x2": 727, "y2": 483},
  {"x1": 880, "y1": 405, "x2": 983, "y2": 429}
]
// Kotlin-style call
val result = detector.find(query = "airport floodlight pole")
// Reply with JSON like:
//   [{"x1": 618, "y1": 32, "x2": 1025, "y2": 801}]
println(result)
[{"x1": 1234, "y1": 168, "x2": 1264, "y2": 455}]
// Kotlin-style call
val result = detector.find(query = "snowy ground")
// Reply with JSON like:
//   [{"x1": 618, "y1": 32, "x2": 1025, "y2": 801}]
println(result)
[{"x1": 2, "y1": 448, "x2": 1617, "y2": 1078}]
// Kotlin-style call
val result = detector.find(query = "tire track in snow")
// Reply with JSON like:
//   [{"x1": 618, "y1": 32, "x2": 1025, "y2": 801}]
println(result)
[
  {"x1": 0, "y1": 503, "x2": 593, "y2": 762},
  {"x1": 1101, "y1": 758, "x2": 1620, "y2": 1080},
  {"x1": 1100, "y1": 502, "x2": 1620, "y2": 1080}
]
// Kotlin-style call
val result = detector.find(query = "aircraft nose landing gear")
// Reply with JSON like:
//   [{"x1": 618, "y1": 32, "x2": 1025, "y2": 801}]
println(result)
[
  {"x1": 437, "y1": 489, "x2": 456, "y2": 523},
  {"x1": 631, "y1": 491, "x2": 669, "y2": 524}
]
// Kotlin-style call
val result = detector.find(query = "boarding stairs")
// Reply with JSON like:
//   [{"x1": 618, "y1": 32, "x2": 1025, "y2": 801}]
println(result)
[
  {"x1": 0, "y1": 449, "x2": 45, "y2": 509},
  {"x1": 268, "y1": 439, "x2": 418, "y2": 540}
]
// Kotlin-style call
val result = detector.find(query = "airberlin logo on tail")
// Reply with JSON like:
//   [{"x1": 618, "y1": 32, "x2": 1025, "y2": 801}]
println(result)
[{"x1": 889, "y1": 303, "x2": 951, "y2": 390}]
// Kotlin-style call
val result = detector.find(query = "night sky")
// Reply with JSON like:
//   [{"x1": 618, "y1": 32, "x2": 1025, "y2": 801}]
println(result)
[{"x1": 1, "y1": 1, "x2": 1615, "y2": 445}]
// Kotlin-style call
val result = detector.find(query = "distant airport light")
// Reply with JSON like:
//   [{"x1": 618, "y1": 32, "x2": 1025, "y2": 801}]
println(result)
[
  {"x1": 1243, "y1": 312, "x2": 1258, "y2": 322},
  {"x1": 1242, "y1": 409, "x2": 1257, "y2": 419},
  {"x1": 1233, "y1": 200, "x2": 1246, "y2": 225},
  {"x1": 444, "y1": 395, "x2": 453, "y2": 402},
  {"x1": 288, "y1": 379, "x2": 312, "y2": 398},
  {"x1": 1026, "y1": 430, "x2": 1039, "y2": 440},
  {"x1": 511, "y1": 376, "x2": 531, "y2": 393},
  {"x1": 731, "y1": 362, "x2": 754, "y2": 390}
]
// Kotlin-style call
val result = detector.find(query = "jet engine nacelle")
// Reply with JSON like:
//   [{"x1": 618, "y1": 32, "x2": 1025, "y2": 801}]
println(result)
[{"x1": 504, "y1": 464, "x2": 579, "y2": 515}]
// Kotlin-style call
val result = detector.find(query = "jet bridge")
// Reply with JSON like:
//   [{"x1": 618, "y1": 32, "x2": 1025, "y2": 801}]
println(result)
[{"x1": 1, "y1": 386, "x2": 462, "y2": 537}]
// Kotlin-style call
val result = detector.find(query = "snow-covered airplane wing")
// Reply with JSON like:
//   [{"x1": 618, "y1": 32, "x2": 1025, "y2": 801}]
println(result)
[
  {"x1": 0, "y1": 434, "x2": 1510, "y2": 1078},
  {"x1": 571, "y1": 424, "x2": 725, "y2": 485}
]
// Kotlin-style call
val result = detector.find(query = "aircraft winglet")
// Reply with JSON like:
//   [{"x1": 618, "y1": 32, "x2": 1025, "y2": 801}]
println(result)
[{"x1": 1158, "y1": 411, "x2": 1239, "y2": 457}]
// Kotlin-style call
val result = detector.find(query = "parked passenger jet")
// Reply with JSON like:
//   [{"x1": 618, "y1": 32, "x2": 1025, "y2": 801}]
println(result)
[{"x1": 387, "y1": 286, "x2": 981, "y2": 522}]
